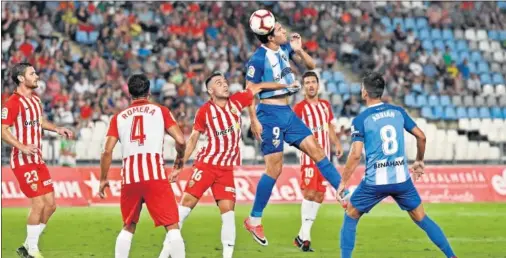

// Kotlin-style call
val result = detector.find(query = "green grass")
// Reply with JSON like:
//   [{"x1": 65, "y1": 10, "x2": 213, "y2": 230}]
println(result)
[{"x1": 2, "y1": 203, "x2": 506, "y2": 258}]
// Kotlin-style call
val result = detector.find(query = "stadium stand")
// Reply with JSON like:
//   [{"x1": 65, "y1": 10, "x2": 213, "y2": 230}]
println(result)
[{"x1": 1, "y1": 1, "x2": 505, "y2": 165}]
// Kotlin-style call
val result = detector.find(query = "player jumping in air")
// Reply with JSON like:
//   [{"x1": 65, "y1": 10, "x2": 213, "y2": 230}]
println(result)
[
  {"x1": 243, "y1": 21, "x2": 343, "y2": 246},
  {"x1": 2, "y1": 62, "x2": 73, "y2": 258},
  {"x1": 336, "y1": 72, "x2": 457, "y2": 258},
  {"x1": 292, "y1": 71, "x2": 344, "y2": 252},
  {"x1": 99, "y1": 74, "x2": 186, "y2": 258},
  {"x1": 177, "y1": 72, "x2": 298, "y2": 258}
]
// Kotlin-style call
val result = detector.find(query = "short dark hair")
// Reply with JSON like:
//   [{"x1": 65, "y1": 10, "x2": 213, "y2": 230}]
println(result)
[
  {"x1": 205, "y1": 71, "x2": 224, "y2": 89},
  {"x1": 302, "y1": 71, "x2": 319, "y2": 84},
  {"x1": 128, "y1": 74, "x2": 150, "y2": 98},
  {"x1": 11, "y1": 62, "x2": 33, "y2": 85},
  {"x1": 362, "y1": 71, "x2": 385, "y2": 99},
  {"x1": 255, "y1": 29, "x2": 275, "y2": 44}
]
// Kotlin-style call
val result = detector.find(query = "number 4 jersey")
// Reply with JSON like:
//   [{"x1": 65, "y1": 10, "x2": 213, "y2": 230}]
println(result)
[
  {"x1": 351, "y1": 103, "x2": 417, "y2": 186},
  {"x1": 106, "y1": 99, "x2": 177, "y2": 185}
]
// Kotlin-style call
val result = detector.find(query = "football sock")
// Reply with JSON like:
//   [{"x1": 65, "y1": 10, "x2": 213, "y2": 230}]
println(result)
[
  {"x1": 298, "y1": 199, "x2": 320, "y2": 241},
  {"x1": 178, "y1": 205, "x2": 192, "y2": 229},
  {"x1": 115, "y1": 230, "x2": 133, "y2": 258},
  {"x1": 250, "y1": 174, "x2": 276, "y2": 219},
  {"x1": 316, "y1": 158, "x2": 341, "y2": 189},
  {"x1": 25, "y1": 223, "x2": 46, "y2": 247},
  {"x1": 221, "y1": 211, "x2": 236, "y2": 258},
  {"x1": 415, "y1": 215, "x2": 455, "y2": 258},
  {"x1": 340, "y1": 213, "x2": 358, "y2": 258},
  {"x1": 26, "y1": 224, "x2": 41, "y2": 253},
  {"x1": 160, "y1": 229, "x2": 185, "y2": 258}
]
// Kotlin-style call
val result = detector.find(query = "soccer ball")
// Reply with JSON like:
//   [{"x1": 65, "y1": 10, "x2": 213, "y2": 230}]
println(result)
[{"x1": 249, "y1": 9, "x2": 276, "y2": 35}]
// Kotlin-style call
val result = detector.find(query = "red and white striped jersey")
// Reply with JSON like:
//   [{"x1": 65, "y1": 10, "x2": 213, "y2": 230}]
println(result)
[
  {"x1": 194, "y1": 89, "x2": 253, "y2": 169},
  {"x1": 1, "y1": 91, "x2": 44, "y2": 169},
  {"x1": 107, "y1": 99, "x2": 177, "y2": 185},
  {"x1": 293, "y1": 99, "x2": 335, "y2": 166}
]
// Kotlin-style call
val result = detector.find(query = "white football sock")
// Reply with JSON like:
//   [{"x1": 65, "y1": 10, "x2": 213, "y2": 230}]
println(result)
[
  {"x1": 25, "y1": 223, "x2": 46, "y2": 247},
  {"x1": 160, "y1": 229, "x2": 185, "y2": 258},
  {"x1": 298, "y1": 199, "x2": 321, "y2": 241},
  {"x1": 249, "y1": 216, "x2": 262, "y2": 226},
  {"x1": 221, "y1": 211, "x2": 236, "y2": 258},
  {"x1": 178, "y1": 205, "x2": 192, "y2": 229},
  {"x1": 26, "y1": 225, "x2": 41, "y2": 253},
  {"x1": 115, "y1": 230, "x2": 133, "y2": 258}
]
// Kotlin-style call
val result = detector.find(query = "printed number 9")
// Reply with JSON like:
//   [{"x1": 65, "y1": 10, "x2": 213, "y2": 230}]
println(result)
[
  {"x1": 380, "y1": 125, "x2": 398, "y2": 155},
  {"x1": 273, "y1": 127, "x2": 280, "y2": 140}
]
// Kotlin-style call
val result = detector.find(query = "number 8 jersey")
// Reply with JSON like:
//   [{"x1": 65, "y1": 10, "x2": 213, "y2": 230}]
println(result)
[
  {"x1": 106, "y1": 99, "x2": 177, "y2": 185},
  {"x1": 350, "y1": 103, "x2": 416, "y2": 186}
]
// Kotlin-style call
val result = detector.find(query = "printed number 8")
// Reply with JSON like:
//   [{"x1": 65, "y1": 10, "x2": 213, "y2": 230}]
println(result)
[
  {"x1": 380, "y1": 125, "x2": 398, "y2": 155},
  {"x1": 273, "y1": 127, "x2": 280, "y2": 140}
]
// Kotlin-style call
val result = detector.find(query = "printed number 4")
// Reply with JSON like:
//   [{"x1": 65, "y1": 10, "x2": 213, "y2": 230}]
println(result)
[
  {"x1": 380, "y1": 125, "x2": 398, "y2": 155},
  {"x1": 131, "y1": 115, "x2": 146, "y2": 146},
  {"x1": 24, "y1": 170, "x2": 38, "y2": 184}
]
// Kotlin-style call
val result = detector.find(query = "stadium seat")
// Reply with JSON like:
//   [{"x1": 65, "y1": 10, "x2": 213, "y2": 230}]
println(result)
[
  {"x1": 500, "y1": 30, "x2": 506, "y2": 41},
  {"x1": 393, "y1": 17, "x2": 404, "y2": 28},
  {"x1": 416, "y1": 18, "x2": 428, "y2": 29},
  {"x1": 421, "y1": 106, "x2": 433, "y2": 119},
  {"x1": 475, "y1": 96, "x2": 485, "y2": 106},
  {"x1": 428, "y1": 95, "x2": 439, "y2": 106},
  {"x1": 80, "y1": 128, "x2": 92, "y2": 141},
  {"x1": 492, "y1": 73, "x2": 505, "y2": 84},
  {"x1": 482, "y1": 84, "x2": 494, "y2": 96},
  {"x1": 331, "y1": 94, "x2": 342, "y2": 106},
  {"x1": 491, "y1": 107, "x2": 503, "y2": 119},
  {"x1": 419, "y1": 29, "x2": 430, "y2": 40},
  {"x1": 490, "y1": 41, "x2": 502, "y2": 52},
  {"x1": 452, "y1": 95, "x2": 463, "y2": 106},
  {"x1": 89, "y1": 31, "x2": 99, "y2": 43},
  {"x1": 454, "y1": 29, "x2": 464, "y2": 40},
  {"x1": 467, "y1": 62, "x2": 477, "y2": 73},
  {"x1": 465, "y1": 29, "x2": 477, "y2": 41},
  {"x1": 470, "y1": 51, "x2": 482, "y2": 63},
  {"x1": 338, "y1": 82, "x2": 349, "y2": 94},
  {"x1": 456, "y1": 107, "x2": 467, "y2": 119},
  {"x1": 444, "y1": 39, "x2": 456, "y2": 51},
  {"x1": 381, "y1": 17, "x2": 392, "y2": 27},
  {"x1": 322, "y1": 70, "x2": 332, "y2": 82},
  {"x1": 422, "y1": 40, "x2": 433, "y2": 51},
  {"x1": 327, "y1": 82, "x2": 338, "y2": 94},
  {"x1": 446, "y1": 129, "x2": 459, "y2": 144},
  {"x1": 486, "y1": 95, "x2": 498, "y2": 107},
  {"x1": 479, "y1": 40, "x2": 491, "y2": 52},
  {"x1": 463, "y1": 95, "x2": 474, "y2": 106},
  {"x1": 350, "y1": 83, "x2": 361, "y2": 94},
  {"x1": 489, "y1": 147, "x2": 501, "y2": 161},
  {"x1": 456, "y1": 40, "x2": 468, "y2": 52},
  {"x1": 479, "y1": 107, "x2": 491, "y2": 118},
  {"x1": 488, "y1": 30, "x2": 500, "y2": 41},
  {"x1": 496, "y1": 84, "x2": 506, "y2": 96},
  {"x1": 491, "y1": 62, "x2": 502, "y2": 73},
  {"x1": 404, "y1": 93, "x2": 416, "y2": 107},
  {"x1": 433, "y1": 106, "x2": 443, "y2": 119},
  {"x1": 404, "y1": 17, "x2": 416, "y2": 30},
  {"x1": 500, "y1": 96, "x2": 506, "y2": 107},
  {"x1": 333, "y1": 71, "x2": 344, "y2": 82},
  {"x1": 468, "y1": 107, "x2": 479, "y2": 118},
  {"x1": 416, "y1": 94, "x2": 428, "y2": 107},
  {"x1": 75, "y1": 31, "x2": 89, "y2": 44},
  {"x1": 477, "y1": 61, "x2": 490, "y2": 74},
  {"x1": 442, "y1": 29, "x2": 453, "y2": 40},
  {"x1": 443, "y1": 106, "x2": 457, "y2": 120},
  {"x1": 480, "y1": 73, "x2": 492, "y2": 84},
  {"x1": 431, "y1": 29, "x2": 442, "y2": 39},
  {"x1": 476, "y1": 142, "x2": 489, "y2": 160},
  {"x1": 476, "y1": 30, "x2": 488, "y2": 41},
  {"x1": 469, "y1": 118, "x2": 481, "y2": 131},
  {"x1": 440, "y1": 95, "x2": 451, "y2": 106},
  {"x1": 433, "y1": 40, "x2": 445, "y2": 51},
  {"x1": 458, "y1": 118, "x2": 470, "y2": 130},
  {"x1": 469, "y1": 40, "x2": 479, "y2": 51}
]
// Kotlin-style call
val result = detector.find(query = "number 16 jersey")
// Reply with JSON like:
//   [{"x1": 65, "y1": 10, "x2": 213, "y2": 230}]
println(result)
[
  {"x1": 107, "y1": 99, "x2": 177, "y2": 185},
  {"x1": 350, "y1": 103, "x2": 417, "y2": 186}
]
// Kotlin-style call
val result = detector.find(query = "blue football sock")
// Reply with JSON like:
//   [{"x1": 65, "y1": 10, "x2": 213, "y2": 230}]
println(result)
[
  {"x1": 340, "y1": 213, "x2": 358, "y2": 258},
  {"x1": 250, "y1": 174, "x2": 276, "y2": 218},
  {"x1": 415, "y1": 215, "x2": 455, "y2": 258},
  {"x1": 316, "y1": 158, "x2": 341, "y2": 189}
]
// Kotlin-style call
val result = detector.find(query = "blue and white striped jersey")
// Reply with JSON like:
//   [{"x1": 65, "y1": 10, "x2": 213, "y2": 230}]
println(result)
[
  {"x1": 245, "y1": 43, "x2": 296, "y2": 99},
  {"x1": 351, "y1": 103, "x2": 417, "y2": 185}
]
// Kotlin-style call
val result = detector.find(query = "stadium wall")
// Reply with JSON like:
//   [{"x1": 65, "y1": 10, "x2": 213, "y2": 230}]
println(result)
[{"x1": 2, "y1": 165, "x2": 506, "y2": 207}]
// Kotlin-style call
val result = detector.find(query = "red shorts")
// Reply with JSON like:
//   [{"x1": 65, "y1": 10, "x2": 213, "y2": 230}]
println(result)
[
  {"x1": 300, "y1": 165, "x2": 327, "y2": 193},
  {"x1": 121, "y1": 180, "x2": 178, "y2": 227},
  {"x1": 13, "y1": 164, "x2": 54, "y2": 198},
  {"x1": 184, "y1": 164, "x2": 235, "y2": 201}
]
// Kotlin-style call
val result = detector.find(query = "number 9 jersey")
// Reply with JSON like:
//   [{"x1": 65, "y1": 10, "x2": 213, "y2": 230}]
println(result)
[
  {"x1": 107, "y1": 99, "x2": 177, "y2": 185},
  {"x1": 351, "y1": 103, "x2": 417, "y2": 186}
]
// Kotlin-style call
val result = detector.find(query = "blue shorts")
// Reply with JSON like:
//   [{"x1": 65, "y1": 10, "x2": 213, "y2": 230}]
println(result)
[
  {"x1": 257, "y1": 103, "x2": 312, "y2": 155},
  {"x1": 350, "y1": 179, "x2": 422, "y2": 213}
]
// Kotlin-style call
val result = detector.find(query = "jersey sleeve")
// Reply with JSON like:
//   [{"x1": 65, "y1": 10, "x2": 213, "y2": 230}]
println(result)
[
  {"x1": 161, "y1": 106, "x2": 177, "y2": 129},
  {"x1": 293, "y1": 103, "x2": 303, "y2": 118},
  {"x1": 193, "y1": 106, "x2": 207, "y2": 133},
  {"x1": 245, "y1": 55, "x2": 264, "y2": 83},
  {"x1": 230, "y1": 89, "x2": 254, "y2": 109},
  {"x1": 350, "y1": 116, "x2": 365, "y2": 143},
  {"x1": 281, "y1": 43, "x2": 296, "y2": 60},
  {"x1": 400, "y1": 108, "x2": 417, "y2": 131},
  {"x1": 106, "y1": 114, "x2": 119, "y2": 138},
  {"x1": 1, "y1": 98, "x2": 20, "y2": 126}
]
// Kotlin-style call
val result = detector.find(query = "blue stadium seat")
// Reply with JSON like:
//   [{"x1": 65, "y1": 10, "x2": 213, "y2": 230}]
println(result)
[
  {"x1": 488, "y1": 30, "x2": 500, "y2": 41},
  {"x1": 499, "y1": 1, "x2": 506, "y2": 10},
  {"x1": 333, "y1": 71, "x2": 344, "y2": 82},
  {"x1": 421, "y1": 106, "x2": 434, "y2": 119},
  {"x1": 322, "y1": 71, "x2": 332, "y2": 82},
  {"x1": 404, "y1": 17, "x2": 416, "y2": 30},
  {"x1": 338, "y1": 82, "x2": 350, "y2": 94},
  {"x1": 412, "y1": 83, "x2": 423, "y2": 93},
  {"x1": 89, "y1": 31, "x2": 99, "y2": 43},
  {"x1": 500, "y1": 30, "x2": 506, "y2": 41},
  {"x1": 459, "y1": 51, "x2": 470, "y2": 63},
  {"x1": 470, "y1": 51, "x2": 482, "y2": 63},
  {"x1": 393, "y1": 17, "x2": 404, "y2": 28},
  {"x1": 442, "y1": 29, "x2": 454, "y2": 40},
  {"x1": 433, "y1": 40, "x2": 445, "y2": 51},
  {"x1": 492, "y1": 73, "x2": 505, "y2": 84},
  {"x1": 419, "y1": 29, "x2": 430, "y2": 40},
  {"x1": 428, "y1": 95, "x2": 440, "y2": 107},
  {"x1": 404, "y1": 93, "x2": 416, "y2": 107},
  {"x1": 431, "y1": 29, "x2": 442, "y2": 39},
  {"x1": 443, "y1": 106, "x2": 457, "y2": 120},
  {"x1": 479, "y1": 107, "x2": 491, "y2": 118},
  {"x1": 468, "y1": 62, "x2": 477, "y2": 74},
  {"x1": 350, "y1": 83, "x2": 361, "y2": 94},
  {"x1": 342, "y1": 93, "x2": 350, "y2": 102},
  {"x1": 478, "y1": 61, "x2": 490, "y2": 74},
  {"x1": 456, "y1": 40, "x2": 468, "y2": 52},
  {"x1": 75, "y1": 31, "x2": 89, "y2": 44},
  {"x1": 422, "y1": 40, "x2": 433, "y2": 51},
  {"x1": 451, "y1": 51, "x2": 459, "y2": 62},
  {"x1": 327, "y1": 82, "x2": 338, "y2": 94},
  {"x1": 433, "y1": 106, "x2": 443, "y2": 119},
  {"x1": 457, "y1": 107, "x2": 467, "y2": 118},
  {"x1": 416, "y1": 17, "x2": 428, "y2": 29},
  {"x1": 444, "y1": 40, "x2": 456, "y2": 51},
  {"x1": 416, "y1": 95, "x2": 428, "y2": 107},
  {"x1": 503, "y1": 107, "x2": 506, "y2": 119},
  {"x1": 468, "y1": 107, "x2": 479, "y2": 118},
  {"x1": 381, "y1": 17, "x2": 392, "y2": 27},
  {"x1": 440, "y1": 95, "x2": 451, "y2": 107},
  {"x1": 491, "y1": 107, "x2": 503, "y2": 119},
  {"x1": 480, "y1": 74, "x2": 492, "y2": 84}
]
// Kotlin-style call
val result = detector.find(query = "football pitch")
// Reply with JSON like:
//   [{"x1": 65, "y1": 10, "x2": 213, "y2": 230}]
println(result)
[{"x1": 2, "y1": 203, "x2": 506, "y2": 258}]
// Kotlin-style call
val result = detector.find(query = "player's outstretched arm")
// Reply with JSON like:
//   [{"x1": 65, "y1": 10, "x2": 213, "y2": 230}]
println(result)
[
  {"x1": 409, "y1": 127, "x2": 426, "y2": 180},
  {"x1": 289, "y1": 33, "x2": 316, "y2": 70},
  {"x1": 99, "y1": 136, "x2": 118, "y2": 198},
  {"x1": 337, "y1": 141, "x2": 363, "y2": 199},
  {"x1": 182, "y1": 129, "x2": 201, "y2": 164}
]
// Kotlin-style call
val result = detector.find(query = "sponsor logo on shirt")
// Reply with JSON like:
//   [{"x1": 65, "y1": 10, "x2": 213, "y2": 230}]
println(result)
[
  {"x1": 1, "y1": 107, "x2": 7, "y2": 119},
  {"x1": 24, "y1": 120, "x2": 40, "y2": 127},
  {"x1": 374, "y1": 159, "x2": 405, "y2": 169}
]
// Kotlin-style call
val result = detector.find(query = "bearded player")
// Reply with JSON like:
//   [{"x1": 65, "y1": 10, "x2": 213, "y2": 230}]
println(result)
[
  {"x1": 176, "y1": 72, "x2": 298, "y2": 258},
  {"x1": 98, "y1": 74, "x2": 186, "y2": 258},
  {"x1": 292, "y1": 71, "x2": 344, "y2": 252},
  {"x1": 243, "y1": 20, "x2": 343, "y2": 246},
  {"x1": 1, "y1": 62, "x2": 73, "y2": 258}
]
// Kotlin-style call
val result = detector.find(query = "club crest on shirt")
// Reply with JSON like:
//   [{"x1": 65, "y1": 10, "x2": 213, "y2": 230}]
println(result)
[
  {"x1": 273, "y1": 139, "x2": 280, "y2": 148},
  {"x1": 1, "y1": 107, "x2": 7, "y2": 119},
  {"x1": 31, "y1": 183, "x2": 38, "y2": 191},
  {"x1": 188, "y1": 180, "x2": 195, "y2": 188},
  {"x1": 281, "y1": 53, "x2": 288, "y2": 62},
  {"x1": 247, "y1": 66, "x2": 255, "y2": 78},
  {"x1": 304, "y1": 178, "x2": 310, "y2": 185}
]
